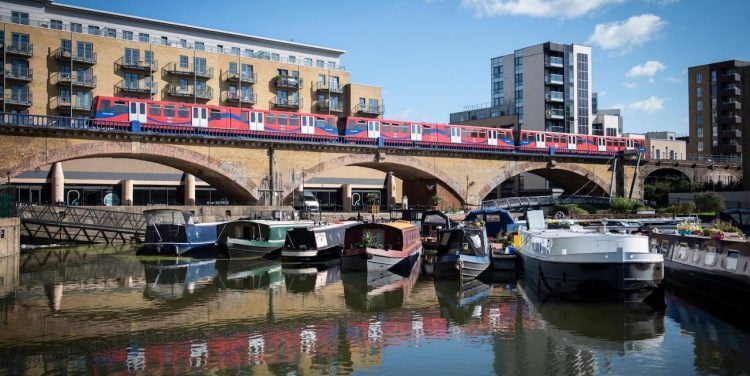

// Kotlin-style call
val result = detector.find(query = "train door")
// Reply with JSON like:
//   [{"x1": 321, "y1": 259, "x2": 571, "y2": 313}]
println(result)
[
  {"x1": 598, "y1": 137, "x2": 606, "y2": 152},
  {"x1": 450, "y1": 127, "x2": 461, "y2": 143},
  {"x1": 249, "y1": 111, "x2": 264, "y2": 131},
  {"x1": 488, "y1": 130, "x2": 497, "y2": 146},
  {"x1": 536, "y1": 133, "x2": 545, "y2": 148},
  {"x1": 367, "y1": 120, "x2": 380, "y2": 138},
  {"x1": 410, "y1": 124, "x2": 422, "y2": 141},
  {"x1": 568, "y1": 135, "x2": 576, "y2": 150},
  {"x1": 301, "y1": 116, "x2": 315, "y2": 134},
  {"x1": 191, "y1": 106, "x2": 208, "y2": 127},
  {"x1": 128, "y1": 101, "x2": 147, "y2": 123},
  {"x1": 626, "y1": 139, "x2": 634, "y2": 150}
]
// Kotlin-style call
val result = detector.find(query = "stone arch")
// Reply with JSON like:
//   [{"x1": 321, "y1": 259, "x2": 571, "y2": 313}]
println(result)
[
  {"x1": 281, "y1": 153, "x2": 465, "y2": 202},
  {"x1": 6, "y1": 141, "x2": 258, "y2": 203},
  {"x1": 476, "y1": 161, "x2": 611, "y2": 201},
  {"x1": 644, "y1": 167, "x2": 692, "y2": 184}
]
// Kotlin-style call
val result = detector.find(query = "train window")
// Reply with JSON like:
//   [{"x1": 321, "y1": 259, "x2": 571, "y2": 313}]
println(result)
[
  {"x1": 258, "y1": 113, "x2": 263, "y2": 123},
  {"x1": 99, "y1": 100, "x2": 113, "y2": 112},
  {"x1": 130, "y1": 102, "x2": 137, "y2": 113},
  {"x1": 164, "y1": 105, "x2": 175, "y2": 117},
  {"x1": 727, "y1": 250, "x2": 738, "y2": 271},
  {"x1": 278, "y1": 115, "x2": 287, "y2": 126},
  {"x1": 316, "y1": 118, "x2": 327, "y2": 128},
  {"x1": 241, "y1": 112, "x2": 248, "y2": 122},
  {"x1": 471, "y1": 131, "x2": 478, "y2": 138},
  {"x1": 250, "y1": 112, "x2": 256, "y2": 122},
  {"x1": 149, "y1": 104, "x2": 161, "y2": 116},
  {"x1": 290, "y1": 115, "x2": 299, "y2": 126},
  {"x1": 479, "y1": 131, "x2": 486, "y2": 138},
  {"x1": 463, "y1": 129, "x2": 470, "y2": 138},
  {"x1": 704, "y1": 246, "x2": 717, "y2": 266},
  {"x1": 401, "y1": 124, "x2": 408, "y2": 133},
  {"x1": 266, "y1": 113, "x2": 276, "y2": 124},
  {"x1": 114, "y1": 101, "x2": 127, "y2": 113},
  {"x1": 210, "y1": 109, "x2": 221, "y2": 120},
  {"x1": 178, "y1": 106, "x2": 189, "y2": 118},
  {"x1": 383, "y1": 124, "x2": 390, "y2": 132},
  {"x1": 327, "y1": 118, "x2": 334, "y2": 128}
]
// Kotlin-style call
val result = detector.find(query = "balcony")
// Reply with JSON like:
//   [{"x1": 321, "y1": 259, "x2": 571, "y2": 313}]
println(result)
[
  {"x1": 722, "y1": 72, "x2": 741, "y2": 82},
  {"x1": 545, "y1": 109, "x2": 565, "y2": 119},
  {"x1": 5, "y1": 67, "x2": 32, "y2": 81},
  {"x1": 164, "y1": 62, "x2": 213, "y2": 79},
  {"x1": 545, "y1": 56, "x2": 564, "y2": 68},
  {"x1": 116, "y1": 80, "x2": 157, "y2": 95},
  {"x1": 545, "y1": 91, "x2": 564, "y2": 102},
  {"x1": 5, "y1": 43, "x2": 33, "y2": 57},
  {"x1": 115, "y1": 57, "x2": 157, "y2": 72},
  {"x1": 315, "y1": 81, "x2": 344, "y2": 94},
  {"x1": 56, "y1": 72, "x2": 96, "y2": 88},
  {"x1": 317, "y1": 100, "x2": 344, "y2": 113},
  {"x1": 166, "y1": 84, "x2": 213, "y2": 100},
  {"x1": 722, "y1": 86, "x2": 741, "y2": 96},
  {"x1": 275, "y1": 76, "x2": 302, "y2": 89},
  {"x1": 223, "y1": 70, "x2": 256, "y2": 84},
  {"x1": 356, "y1": 103, "x2": 384, "y2": 115},
  {"x1": 720, "y1": 143, "x2": 742, "y2": 154},
  {"x1": 720, "y1": 100, "x2": 741, "y2": 111},
  {"x1": 55, "y1": 97, "x2": 91, "y2": 112},
  {"x1": 271, "y1": 97, "x2": 302, "y2": 109},
  {"x1": 54, "y1": 48, "x2": 97, "y2": 65},
  {"x1": 4, "y1": 92, "x2": 32, "y2": 106},
  {"x1": 720, "y1": 115, "x2": 742, "y2": 124},
  {"x1": 224, "y1": 91, "x2": 257, "y2": 105},
  {"x1": 722, "y1": 128, "x2": 742, "y2": 138},
  {"x1": 545, "y1": 74, "x2": 564, "y2": 85}
]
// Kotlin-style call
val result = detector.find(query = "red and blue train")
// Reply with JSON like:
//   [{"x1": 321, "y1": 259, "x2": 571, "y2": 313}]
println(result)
[{"x1": 91, "y1": 96, "x2": 647, "y2": 155}]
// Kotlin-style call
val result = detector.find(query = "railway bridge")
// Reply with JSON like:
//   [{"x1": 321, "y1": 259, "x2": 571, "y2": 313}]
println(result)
[{"x1": 0, "y1": 114, "x2": 741, "y2": 208}]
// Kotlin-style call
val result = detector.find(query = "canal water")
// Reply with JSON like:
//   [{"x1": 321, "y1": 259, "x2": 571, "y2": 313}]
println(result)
[{"x1": 1, "y1": 245, "x2": 749, "y2": 375}]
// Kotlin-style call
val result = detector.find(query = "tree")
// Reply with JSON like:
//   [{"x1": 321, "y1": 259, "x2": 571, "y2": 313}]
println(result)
[{"x1": 693, "y1": 192, "x2": 724, "y2": 212}]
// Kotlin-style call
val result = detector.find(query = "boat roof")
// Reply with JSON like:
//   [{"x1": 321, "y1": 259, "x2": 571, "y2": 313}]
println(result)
[
  {"x1": 233, "y1": 220, "x2": 312, "y2": 226},
  {"x1": 524, "y1": 228, "x2": 646, "y2": 240},
  {"x1": 356, "y1": 221, "x2": 417, "y2": 231}
]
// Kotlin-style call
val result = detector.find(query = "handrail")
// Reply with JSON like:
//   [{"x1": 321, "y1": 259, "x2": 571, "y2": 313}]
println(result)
[
  {"x1": 17, "y1": 203, "x2": 146, "y2": 231},
  {"x1": 481, "y1": 195, "x2": 614, "y2": 210}
]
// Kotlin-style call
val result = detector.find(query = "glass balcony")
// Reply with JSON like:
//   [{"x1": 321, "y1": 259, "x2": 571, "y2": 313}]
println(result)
[
  {"x1": 116, "y1": 57, "x2": 157, "y2": 72},
  {"x1": 545, "y1": 108, "x2": 565, "y2": 119},
  {"x1": 57, "y1": 72, "x2": 96, "y2": 88},
  {"x1": 224, "y1": 70, "x2": 256, "y2": 84},
  {"x1": 315, "y1": 81, "x2": 344, "y2": 94},
  {"x1": 545, "y1": 74, "x2": 564, "y2": 85},
  {"x1": 275, "y1": 76, "x2": 302, "y2": 89},
  {"x1": 317, "y1": 100, "x2": 344, "y2": 113},
  {"x1": 271, "y1": 96, "x2": 302, "y2": 109},
  {"x1": 356, "y1": 103, "x2": 384, "y2": 115},
  {"x1": 55, "y1": 96, "x2": 91, "y2": 111},
  {"x1": 224, "y1": 91, "x2": 257, "y2": 104},
  {"x1": 545, "y1": 56, "x2": 563, "y2": 68},
  {"x1": 5, "y1": 67, "x2": 32, "y2": 81},
  {"x1": 4, "y1": 91, "x2": 32, "y2": 106},
  {"x1": 55, "y1": 48, "x2": 97, "y2": 64},
  {"x1": 545, "y1": 91, "x2": 564, "y2": 102}
]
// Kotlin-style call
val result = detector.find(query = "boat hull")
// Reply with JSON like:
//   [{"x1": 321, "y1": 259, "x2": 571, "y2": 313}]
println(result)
[
  {"x1": 225, "y1": 239, "x2": 283, "y2": 258},
  {"x1": 434, "y1": 254, "x2": 491, "y2": 280},
  {"x1": 281, "y1": 245, "x2": 342, "y2": 262},
  {"x1": 520, "y1": 253, "x2": 664, "y2": 302},
  {"x1": 492, "y1": 254, "x2": 518, "y2": 271},
  {"x1": 136, "y1": 241, "x2": 217, "y2": 257},
  {"x1": 341, "y1": 247, "x2": 422, "y2": 274},
  {"x1": 665, "y1": 259, "x2": 750, "y2": 306}
]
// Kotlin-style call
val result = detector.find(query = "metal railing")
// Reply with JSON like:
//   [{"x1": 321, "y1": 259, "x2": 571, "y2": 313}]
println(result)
[
  {"x1": 54, "y1": 48, "x2": 97, "y2": 64},
  {"x1": 482, "y1": 195, "x2": 612, "y2": 210},
  {"x1": 270, "y1": 97, "x2": 302, "y2": 108},
  {"x1": 356, "y1": 103, "x2": 384, "y2": 115},
  {"x1": 116, "y1": 80, "x2": 158, "y2": 95},
  {"x1": 224, "y1": 91, "x2": 257, "y2": 104},
  {"x1": 315, "y1": 81, "x2": 344, "y2": 94},
  {"x1": 55, "y1": 96, "x2": 92, "y2": 111},
  {"x1": 56, "y1": 72, "x2": 96, "y2": 88},
  {"x1": 163, "y1": 62, "x2": 214, "y2": 78},
  {"x1": 685, "y1": 154, "x2": 743, "y2": 164},
  {"x1": 317, "y1": 100, "x2": 344, "y2": 112},
  {"x1": 166, "y1": 84, "x2": 213, "y2": 100},
  {"x1": 17, "y1": 203, "x2": 146, "y2": 230},
  {"x1": 224, "y1": 70, "x2": 257, "y2": 83},
  {"x1": 5, "y1": 67, "x2": 33, "y2": 81},
  {"x1": 275, "y1": 76, "x2": 302, "y2": 89},
  {"x1": 5, "y1": 43, "x2": 33, "y2": 56},
  {"x1": 116, "y1": 57, "x2": 158, "y2": 72},
  {"x1": 4, "y1": 92, "x2": 32, "y2": 106}
]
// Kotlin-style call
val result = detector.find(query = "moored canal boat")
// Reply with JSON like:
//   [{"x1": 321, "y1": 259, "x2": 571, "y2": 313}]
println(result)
[
  {"x1": 341, "y1": 222, "x2": 423, "y2": 273},
  {"x1": 136, "y1": 209, "x2": 225, "y2": 257},
  {"x1": 419, "y1": 210, "x2": 455, "y2": 251},
  {"x1": 220, "y1": 220, "x2": 312, "y2": 257},
  {"x1": 433, "y1": 225, "x2": 491, "y2": 280},
  {"x1": 282, "y1": 221, "x2": 359, "y2": 261}
]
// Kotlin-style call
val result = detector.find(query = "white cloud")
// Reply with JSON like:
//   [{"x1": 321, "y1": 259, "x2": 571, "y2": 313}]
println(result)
[
  {"x1": 626, "y1": 60, "x2": 666, "y2": 77},
  {"x1": 666, "y1": 75, "x2": 682, "y2": 83},
  {"x1": 622, "y1": 82, "x2": 638, "y2": 89},
  {"x1": 647, "y1": 0, "x2": 678, "y2": 5},
  {"x1": 628, "y1": 96, "x2": 664, "y2": 113},
  {"x1": 460, "y1": 0, "x2": 624, "y2": 19},
  {"x1": 587, "y1": 14, "x2": 666, "y2": 52}
]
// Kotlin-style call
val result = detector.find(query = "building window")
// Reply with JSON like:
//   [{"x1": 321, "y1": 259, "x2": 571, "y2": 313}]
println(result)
[
  {"x1": 144, "y1": 50, "x2": 153, "y2": 64},
  {"x1": 696, "y1": 87, "x2": 702, "y2": 97},
  {"x1": 244, "y1": 49, "x2": 253, "y2": 57},
  {"x1": 696, "y1": 116, "x2": 703, "y2": 125},
  {"x1": 195, "y1": 41, "x2": 204, "y2": 51},
  {"x1": 105, "y1": 28, "x2": 116, "y2": 38},
  {"x1": 318, "y1": 74, "x2": 326, "y2": 84},
  {"x1": 139, "y1": 33, "x2": 149, "y2": 42},
  {"x1": 60, "y1": 39, "x2": 72, "y2": 54},
  {"x1": 696, "y1": 100, "x2": 703, "y2": 111},
  {"x1": 124, "y1": 48, "x2": 139, "y2": 65},
  {"x1": 697, "y1": 127, "x2": 703, "y2": 138},
  {"x1": 695, "y1": 72, "x2": 702, "y2": 84},
  {"x1": 88, "y1": 25, "x2": 100, "y2": 35},
  {"x1": 161, "y1": 36, "x2": 169, "y2": 45},
  {"x1": 288, "y1": 55, "x2": 296, "y2": 64},
  {"x1": 328, "y1": 61, "x2": 336, "y2": 69},
  {"x1": 180, "y1": 39, "x2": 187, "y2": 48},
  {"x1": 216, "y1": 44, "x2": 224, "y2": 53},
  {"x1": 492, "y1": 65, "x2": 503, "y2": 79},
  {"x1": 304, "y1": 58, "x2": 313, "y2": 66},
  {"x1": 359, "y1": 98, "x2": 366, "y2": 108},
  {"x1": 316, "y1": 60, "x2": 324, "y2": 68},
  {"x1": 179, "y1": 55, "x2": 188, "y2": 68},
  {"x1": 11, "y1": 11, "x2": 29, "y2": 25},
  {"x1": 271, "y1": 53, "x2": 280, "y2": 61},
  {"x1": 76, "y1": 41, "x2": 93, "y2": 59},
  {"x1": 50, "y1": 19, "x2": 63, "y2": 30},
  {"x1": 178, "y1": 78, "x2": 189, "y2": 91},
  {"x1": 697, "y1": 141, "x2": 703, "y2": 152},
  {"x1": 576, "y1": 53, "x2": 590, "y2": 129},
  {"x1": 228, "y1": 62, "x2": 238, "y2": 74},
  {"x1": 231, "y1": 47, "x2": 240, "y2": 56},
  {"x1": 194, "y1": 57, "x2": 207, "y2": 74},
  {"x1": 122, "y1": 30, "x2": 133, "y2": 40},
  {"x1": 71, "y1": 23, "x2": 83, "y2": 33}
]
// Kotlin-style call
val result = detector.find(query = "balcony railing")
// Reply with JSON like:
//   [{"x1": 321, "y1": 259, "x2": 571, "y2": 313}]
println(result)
[
  {"x1": 54, "y1": 48, "x2": 97, "y2": 64},
  {"x1": 275, "y1": 76, "x2": 302, "y2": 89},
  {"x1": 317, "y1": 100, "x2": 344, "y2": 112},
  {"x1": 166, "y1": 84, "x2": 213, "y2": 100},
  {"x1": 5, "y1": 67, "x2": 33, "y2": 81},
  {"x1": 545, "y1": 56, "x2": 563, "y2": 68},
  {"x1": 223, "y1": 70, "x2": 256, "y2": 84},
  {"x1": 5, "y1": 43, "x2": 33, "y2": 57},
  {"x1": 720, "y1": 100, "x2": 741, "y2": 111},
  {"x1": 720, "y1": 115, "x2": 742, "y2": 124},
  {"x1": 722, "y1": 86, "x2": 741, "y2": 96},
  {"x1": 722, "y1": 128, "x2": 742, "y2": 138},
  {"x1": 116, "y1": 57, "x2": 157, "y2": 72},
  {"x1": 163, "y1": 62, "x2": 213, "y2": 79},
  {"x1": 720, "y1": 144, "x2": 742, "y2": 154},
  {"x1": 722, "y1": 72, "x2": 741, "y2": 82},
  {"x1": 356, "y1": 103, "x2": 384, "y2": 115},
  {"x1": 224, "y1": 91, "x2": 257, "y2": 104},
  {"x1": 57, "y1": 72, "x2": 96, "y2": 88},
  {"x1": 545, "y1": 109, "x2": 565, "y2": 119},
  {"x1": 315, "y1": 81, "x2": 344, "y2": 94},
  {"x1": 55, "y1": 97, "x2": 92, "y2": 111},
  {"x1": 545, "y1": 91, "x2": 563, "y2": 102},
  {"x1": 116, "y1": 80, "x2": 157, "y2": 95},
  {"x1": 271, "y1": 97, "x2": 302, "y2": 109},
  {"x1": 545, "y1": 74, "x2": 564, "y2": 85},
  {"x1": 4, "y1": 92, "x2": 32, "y2": 106}
]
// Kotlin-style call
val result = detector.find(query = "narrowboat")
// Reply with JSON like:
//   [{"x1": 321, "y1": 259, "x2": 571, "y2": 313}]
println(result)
[
  {"x1": 281, "y1": 221, "x2": 359, "y2": 261},
  {"x1": 433, "y1": 225, "x2": 492, "y2": 280},
  {"x1": 464, "y1": 207, "x2": 516, "y2": 239},
  {"x1": 419, "y1": 210, "x2": 455, "y2": 251},
  {"x1": 142, "y1": 258, "x2": 217, "y2": 299},
  {"x1": 650, "y1": 232, "x2": 750, "y2": 310},
  {"x1": 518, "y1": 211, "x2": 664, "y2": 303},
  {"x1": 136, "y1": 209, "x2": 225, "y2": 256},
  {"x1": 341, "y1": 221, "x2": 423, "y2": 273},
  {"x1": 220, "y1": 219, "x2": 312, "y2": 257}
]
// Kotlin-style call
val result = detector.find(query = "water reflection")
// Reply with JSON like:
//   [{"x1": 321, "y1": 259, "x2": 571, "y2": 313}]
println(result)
[{"x1": 0, "y1": 245, "x2": 749, "y2": 375}]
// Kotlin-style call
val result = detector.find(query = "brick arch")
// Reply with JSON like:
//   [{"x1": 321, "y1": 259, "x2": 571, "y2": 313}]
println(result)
[
  {"x1": 281, "y1": 153, "x2": 465, "y2": 201},
  {"x1": 476, "y1": 161, "x2": 611, "y2": 201},
  {"x1": 643, "y1": 166, "x2": 693, "y2": 183},
  {"x1": 6, "y1": 141, "x2": 258, "y2": 203}
]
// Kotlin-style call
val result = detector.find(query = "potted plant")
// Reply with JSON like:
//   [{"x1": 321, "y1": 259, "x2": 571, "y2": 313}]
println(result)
[
  {"x1": 365, "y1": 193, "x2": 380, "y2": 214},
  {"x1": 430, "y1": 194, "x2": 442, "y2": 208}
]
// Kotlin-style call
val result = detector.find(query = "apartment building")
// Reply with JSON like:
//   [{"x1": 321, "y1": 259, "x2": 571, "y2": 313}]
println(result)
[
  {"x1": 0, "y1": 0, "x2": 383, "y2": 118},
  {"x1": 688, "y1": 60, "x2": 748, "y2": 158}
]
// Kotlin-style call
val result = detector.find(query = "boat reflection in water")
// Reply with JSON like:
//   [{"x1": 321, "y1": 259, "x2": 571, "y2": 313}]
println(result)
[
  {"x1": 215, "y1": 258, "x2": 283, "y2": 290},
  {"x1": 283, "y1": 261, "x2": 342, "y2": 294},
  {"x1": 142, "y1": 258, "x2": 217, "y2": 300},
  {"x1": 434, "y1": 278, "x2": 491, "y2": 324},
  {"x1": 342, "y1": 258, "x2": 421, "y2": 311}
]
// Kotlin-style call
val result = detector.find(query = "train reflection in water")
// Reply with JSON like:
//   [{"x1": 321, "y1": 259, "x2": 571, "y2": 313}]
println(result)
[{"x1": 1, "y1": 245, "x2": 750, "y2": 375}]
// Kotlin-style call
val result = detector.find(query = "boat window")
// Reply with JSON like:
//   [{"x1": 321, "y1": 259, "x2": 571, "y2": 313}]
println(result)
[
  {"x1": 485, "y1": 214, "x2": 501, "y2": 222},
  {"x1": 677, "y1": 243, "x2": 688, "y2": 261},
  {"x1": 692, "y1": 245, "x2": 702, "y2": 263},
  {"x1": 727, "y1": 250, "x2": 739, "y2": 271},
  {"x1": 662, "y1": 240, "x2": 671, "y2": 257},
  {"x1": 361, "y1": 229, "x2": 384, "y2": 249},
  {"x1": 704, "y1": 246, "x2": 717, "y2": 266},
  {"x1": 650, "y1": 239, "x2": 658, "y2": 253}
]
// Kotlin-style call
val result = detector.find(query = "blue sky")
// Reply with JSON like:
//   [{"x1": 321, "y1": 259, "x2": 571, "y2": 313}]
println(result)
[{"x1": 67, "y1": 0, "x2": 750, "y2": 134}]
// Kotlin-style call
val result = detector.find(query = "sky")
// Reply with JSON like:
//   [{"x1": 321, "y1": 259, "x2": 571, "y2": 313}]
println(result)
[{"x1": 65, "y1": 0, "x2": 750, "y2": 135}]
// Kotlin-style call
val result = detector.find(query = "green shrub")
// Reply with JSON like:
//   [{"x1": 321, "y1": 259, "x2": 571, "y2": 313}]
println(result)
[
  {"x1": 693, "y1": 192, "x2": 725, "y2": 212},
  {"x1": 713, "y1": 221, "x2": 741, "y2": 233},
  {"x1": 610, "y1": 198, "x2": 639, "y2": 214},
  {"x1": 553, "y1": 204, "x2": 588, "y2": 217},
  {"x1": 664, "y1": 201, "x2": 697, "y2": 215}
]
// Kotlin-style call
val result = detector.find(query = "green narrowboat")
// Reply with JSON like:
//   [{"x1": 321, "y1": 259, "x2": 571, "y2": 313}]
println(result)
[{"x1": 221, "y1": 220, "x2": 312, "y2": 257}]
